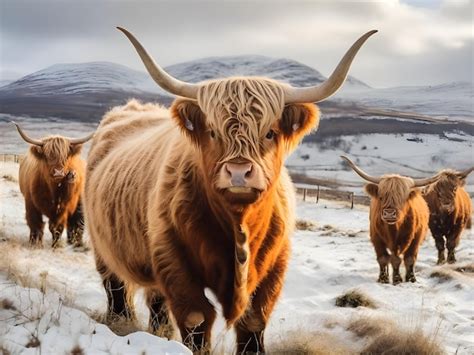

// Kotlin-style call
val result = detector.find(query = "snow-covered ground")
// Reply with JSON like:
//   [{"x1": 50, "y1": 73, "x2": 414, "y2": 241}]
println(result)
[
  {"x1": 1, "y1": 161, "x2": 473, "y2": 354},
  {"x1": 288, "y1": 132, "x2": 474, "y2": 194}
]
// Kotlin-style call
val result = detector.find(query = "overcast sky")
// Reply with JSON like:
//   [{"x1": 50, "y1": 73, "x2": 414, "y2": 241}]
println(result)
[{"x1": 0, "y1": 0, "x2": 472, "y2": 87}]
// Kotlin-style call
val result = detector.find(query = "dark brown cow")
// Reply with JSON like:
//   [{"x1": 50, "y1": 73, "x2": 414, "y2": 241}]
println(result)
[
  {"x1": 15, "y1": 123, "x2": 93, "y2": 247},
  {"x1": 342, "y1": 156, "x2": 439, "y2": 285},
  {"x1": 84, "y1": 28, "x2": 376, "y2": 352},
  {"x1": 422, "y1": 168, "x2": 473, "y2": 264}
]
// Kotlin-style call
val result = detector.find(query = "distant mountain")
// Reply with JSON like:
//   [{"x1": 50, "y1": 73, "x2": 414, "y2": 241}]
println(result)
[
  {"x1": 0, "y1": 57, "x2": 471, "y2": 126},
  {"x1": 336, "y1": 81, "x2": 473, "y2": 120},
  {"x1": 0, "y1": 57, "x2": 369, "y2": 121}
]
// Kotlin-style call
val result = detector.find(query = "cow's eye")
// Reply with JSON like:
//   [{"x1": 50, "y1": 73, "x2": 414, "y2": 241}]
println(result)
[
  {"x1": 265, "y1": 130, "x2": 276, "y2": 140},
  {"x1": 210, "y1": 130, "x2": 216, "y2": 139}
]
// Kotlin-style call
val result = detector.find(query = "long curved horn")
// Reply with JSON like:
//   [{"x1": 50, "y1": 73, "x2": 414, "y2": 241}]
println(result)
[
  {"x1": 68, "y1": 132, "x2": 95, "y2": 145},
  {"x1": 456, "y1": 167, "x2": 474, "y2": 179},
  {"x1": 284, "y1": 30, "x2": 377, "y2": 104},
  {"x1": 341, "y1": 155, "x2": 381, "y2": 184},
  {"x1": 117, "y1": 27, "x2": 198, "y2": 99},
  {"x1": 412, "y1": 174, "x2": 440, "y2": 187},
  {"x1": 12, "y1": 122, "x2": 44, "y2": 146}
]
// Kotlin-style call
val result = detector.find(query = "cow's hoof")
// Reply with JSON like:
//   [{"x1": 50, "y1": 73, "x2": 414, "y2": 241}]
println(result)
[
  {"x1": 377, "y1": 275, "x2": 389, "y2": 284},
  {"x1": 406, "y1": 273, "x2": 417, "y2": 283},
  {"x1": 436, "y1": 258, "x2": 446, "y2": 265},
  {"x1": 392, "y1": 274, "x2": 402, "y2": 285},
  {"x1": 447, "y1": 253, "x2": 456, "y2": 264}
]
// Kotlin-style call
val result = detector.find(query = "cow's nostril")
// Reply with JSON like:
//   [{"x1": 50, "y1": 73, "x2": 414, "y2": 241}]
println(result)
[{"x1": 245, "y1": 166, "x2": 253, "y2": 178}]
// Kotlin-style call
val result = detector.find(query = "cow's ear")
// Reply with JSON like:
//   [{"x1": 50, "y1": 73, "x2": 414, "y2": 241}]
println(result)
[
  {"x1": 69, "y1": 144, "x2": 83, "y2": 156},
  {"x1": 171, "y1": 98, "x2": 207, "y2": 145},
  {"x1": 30, "y1": 146, "x2": 44, "y2": 160},
  {"x1": 279, "y1": 103, "x2": 320, "y2": 151},
  {"x1": 365, "y1": 183, "x2": 378, "y2": 198},
  {"x1": 408, "y1": 188, "x2": 420, "y2": 200}
]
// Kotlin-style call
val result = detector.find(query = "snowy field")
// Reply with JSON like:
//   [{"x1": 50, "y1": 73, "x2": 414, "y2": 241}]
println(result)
[{"x1": 1, "y1": 161, "x2": 473, "y2": 354}]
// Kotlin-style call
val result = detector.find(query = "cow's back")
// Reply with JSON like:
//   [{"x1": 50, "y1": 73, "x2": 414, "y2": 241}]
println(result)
[{"x1": 84, "y1": 100, "x2": 185, "y2": 285}]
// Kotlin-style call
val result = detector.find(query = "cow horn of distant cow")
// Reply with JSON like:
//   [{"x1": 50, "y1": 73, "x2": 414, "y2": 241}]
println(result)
[
  {"x1": 456, "y1": 167, "x2": 474, "y2": 179},
  {"x1": 340, "y1": 155, "x2": 381, "y2": 184},
  {"x1": 412, "y1": 174, "x2": 440, "y2": 187},
  {"x1": 13, "y1": 122, "x2": 44, "y2": 146},
  {"x1": 69, "y1": 132, "x2": 95, "y2": 145},
  {"x1": 283, "y1": 30, "x2": 378, "y2": 104},
  {"x1": 117, "y1": 27, "x2": 199, "y2": 99}
]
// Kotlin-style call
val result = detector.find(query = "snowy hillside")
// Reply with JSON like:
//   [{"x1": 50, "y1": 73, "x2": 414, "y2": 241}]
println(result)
[
  {"x1": 336, "y1": 81, "x2": 473, "y2": 121},
  {"x1": 1, "y1": 161, "x2": 473, "y2": 354},
  {"x1": 0, "y1": 62, "x2": 162, "y2": 96}
]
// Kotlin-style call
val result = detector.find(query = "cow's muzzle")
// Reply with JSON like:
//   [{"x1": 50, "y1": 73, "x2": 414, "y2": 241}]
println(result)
[
  {"x1": 52, "y1": 168, "x2": 66, "y2": 179},
  {"x1": 382, "y1": 208, "x2": 398, "y2": 224}
]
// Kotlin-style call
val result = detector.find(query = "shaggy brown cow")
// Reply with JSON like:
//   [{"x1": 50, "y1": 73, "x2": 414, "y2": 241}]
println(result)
[
  {"x1": 342, "y1": 156, "x2": 439, "y2": 285},
  {"x1": 422, "y1": 168, "x2": 473, "y2": 264},
  {"x1": 15, "y1": 123, "x2": 93, "y2": 247},
  {"x1": 84, "y1": 27, "x2": 376, "y2": 352}
]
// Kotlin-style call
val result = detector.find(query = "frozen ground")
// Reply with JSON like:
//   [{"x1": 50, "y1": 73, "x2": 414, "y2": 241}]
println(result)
[
  {"x1": 1, "y1": 161, "x2": 473, "y2": 354},
  {"x1": 288, "y1": 132, "x2": 474, "y2": 194}
]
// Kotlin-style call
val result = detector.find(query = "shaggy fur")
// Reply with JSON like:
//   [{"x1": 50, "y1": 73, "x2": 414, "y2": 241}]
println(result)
[
  {"x1": 364, "y1": 176, "x2": 430, "y2": 285},
  {"x1": 423, "y1": 169, "x2": 472, "y2": 264},
  {"x1": 19, "y1": 136, "x2": 86, "y2": 247},
  {"x1": 85, "y1": 77, "x2": 319, "y2": 353}
]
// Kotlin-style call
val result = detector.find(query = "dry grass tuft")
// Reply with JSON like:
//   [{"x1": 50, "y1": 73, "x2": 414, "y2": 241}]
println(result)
[
  {"x1": 268, "y1": 330, "x2": 355, "y2": 355},
  {"x1": 25, "y1": 335, "x2": 41, "y2": 348},
  {"x1": 347, "y1": 316, "x2": 445, "y2": 355},
  {"x1": 295, "y1": 219, "x2": 318, "y2": 231},
  {"x1": 106, "y1": 316, "x2": 140, "y2": 336},
  {"x1": 0, "y1": 298, "x2": 16, "y2": 311},
  {"x1": 347, "y1": 317, "x2": 389, "y2": 338},
  {"x1": 455, "y1": 263, "x2": 474, "y2": 274},
  {"x1": 361, "y1": 328, "x2": 444, "y2": 355},
  {"x1": 70, "y1": 345, "x2": 85, "y2": 355},
  {"x1": 335, "y1": 289, "x2": 377, "y2": 309},
  {"x1": 430, "y1": 270, "x2": 454, "y2": 282},
  {"x1": 2, "y1": 174, "x2": 17, "y2": 183}
]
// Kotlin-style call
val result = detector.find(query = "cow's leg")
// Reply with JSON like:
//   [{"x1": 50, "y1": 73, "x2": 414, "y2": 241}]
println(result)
[
  {"x1": 372, "y1": 237, "x2": 390, "y2": 283},
  {"x1": 432, "y1": 233, "x2": 446, "y2": 265},
  {"x1": 95, "y1": 255, "x2": 134, "y2": 320},
  {"x1": 235, "y1": 247, "x2": 288, "y2": 354},
  {"x1": 446, "y1": 224, "x2": 463, "y2": 264},
  {"x1": 390, "y1": 254, "x2": 402, "y2": 285},
  {"x1": 25, "y1": 202, "x2": 44, "y2": 246},
  {"x1": 152, "y1": 235, "x2": 216, "y2": 352},
  {"x1": 404, "y1": 235, "x2": 422, "y2": 283},
  {"x1": 67, "y1": 199, "x2": 85, "y2": 247},
  {"x1": 48, "y1": 221, "x2": 65, "y2": 248},
  {"x1": 146, "y1": 289, "x2": 174, "y2": 338}
]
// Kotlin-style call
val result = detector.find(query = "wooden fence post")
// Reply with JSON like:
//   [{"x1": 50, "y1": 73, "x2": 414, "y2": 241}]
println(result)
[
  {"x1": 316, "y1": 185, "x2": 320, "y2": 203},
  {"x1": 350, "y1": 192, "x2": 354, "y2": 209},
  {"x1": 303, "y1": 188, "x2": 307, "y2": 202}
]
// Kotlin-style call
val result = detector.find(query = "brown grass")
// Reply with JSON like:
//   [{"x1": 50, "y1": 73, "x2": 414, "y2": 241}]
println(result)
[
  {"x1": 335, "y1": 289, "x2": 377, "y2": 309},
  {"x1": 295, "y1": 219, "x2": 318, "y2": 231},
  {"x1": 0, "y1": 298, "x2": 16, "y2": 311},
  {"x1": 25, "y1": 335, "x2": 40, "y2": 348},
  {"x1": 361, "y1": 328, "x2": 444, "y2": 355},
  {"x1": 430, "y1": 270, "x2": 454, "y2": 282},
  {"x1": 70, "y1": 345, "x2": 85, "y2": 355},
  {"x1": 2, "y1": 174, "x2": 17, "y2": 183},
  {"x1": 347, "y1": 316, "x2": 445, "y2": 355},
  {"x1": 455, "y1": 263, "x2": 474, "y2": 274},
  {"x1": 105, "y1": 315, "x2": 141, "y2": 336},
  {"x1": 268, "y1": 330, "x2": 355, "y2": 355}
]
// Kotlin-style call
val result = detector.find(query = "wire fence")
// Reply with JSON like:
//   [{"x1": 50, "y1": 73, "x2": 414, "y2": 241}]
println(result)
[{"x1": 0, "y1": 153, "x2": 384, "y2": 209}]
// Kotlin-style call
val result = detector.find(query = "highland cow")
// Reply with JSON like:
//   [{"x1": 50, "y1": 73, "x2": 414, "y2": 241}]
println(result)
[
  {"x1": 84, "y1": 27, "x2": 376, "y2": 352},
  {"x1": 15, "y1": 123, "x2": 93, "y2": 247},
  {"x1": 342, "y1": 156, "x2": 439, "y2": 285},
  {"x1": 422, "y1": 168, "x2": 473, "y2": 264}
]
